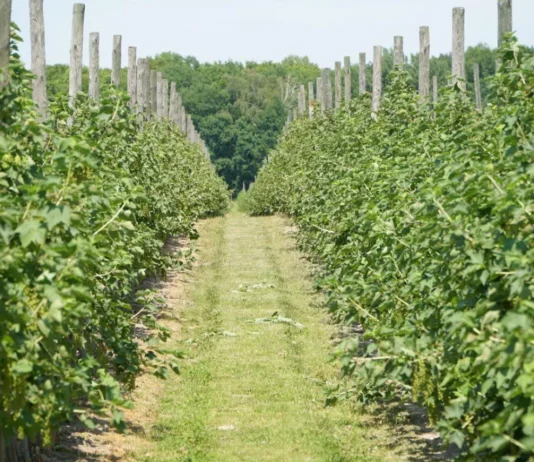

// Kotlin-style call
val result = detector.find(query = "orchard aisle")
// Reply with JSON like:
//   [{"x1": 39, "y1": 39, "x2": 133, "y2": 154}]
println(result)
[{"x1": 126, "y1": 205, "x2": 430, "y2": 462}]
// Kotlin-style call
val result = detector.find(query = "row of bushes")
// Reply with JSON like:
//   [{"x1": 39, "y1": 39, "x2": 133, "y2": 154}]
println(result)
[
  {"x1": 246, "y1": 37, "x2": 534, "y2": 460},
  {"x1": 0, "y1": 31, "x2": 230, "y2": 445}
]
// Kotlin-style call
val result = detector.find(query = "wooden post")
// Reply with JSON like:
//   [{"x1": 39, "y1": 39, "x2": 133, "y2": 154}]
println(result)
[
  {"x1": 29, "y1": 0, "x2": 47, "y2": 117},
  {"x1": 170, "y1": 82, "x2": 177, "y2": 123},
  {"x1": 150, "y1": 70, "x2": 157, "y2": 114},
  {"x1": 180, "y1": 106, "x2": 186, "y2": 133},
  {"x1": 498, "y1": 0, "x2": 512, "y2": 46},
  {"x1": 473, "y1": 63, "x2": 482, "y2": 110},
  {"x1": 452, "y1": 7, "x2": 466, "y2": 90},
  {"x1": 128, "y1": 47, "x2": 137, "y2": 107},
  {"x1": 88, "y1": 32, "x2": 99, "y2": 100},
  {"x1": 359, "y1": 52, "x2": 366, "y2": 94},
  {"x1": 162, "y1": 79, "x2": 169, "y2": 118},
  {"x1": 187, "y1": 114, "x2": 194, "y2": 140},
  {"x1": 433, "y1": 75, "x2": 438, "y2": 103},
  {"x1": 111, "y1": 35, "x2": 122, "y2": 87},
  {"x1": 316, "y1": 76, "x2": 322, "y2": 109},
  {"x1": 344, "y1": 56, "x2": 351, "y2": 106},
  {"x1": 177, "y1": 93, "x2": 183, "y2": 129},
  {"x1": 419, "y1": 26, "x2": 430, "y2": 98},
  {"x1": 0, "y1": 0, "x2": 11, "y2": 89},
  {"x1": 136, "y1": 57, "x2": 146, "y2": 120},
  {"x1": 69, "y1": 3, "x2": 85, "y2": 105},
  {"x1": 143, "y1": 60, "x2": 150, "y2": 115},
  {"x1": 394, "y1": 36, "x2": 404, "y2": 67},
  {"x1": 372, "y1": 46, "x2": 382, "y2": 113},
  {"x1": 308, "y1": 81, "x2": 314, "y2": 117},
  {"x1": 298, "y1": 84, "x2": 306, "y2": 116},
  {"x1": 334, "y1": 61, "x2": 342, "y2": 109},
  {"x1": 156, "y1": 72, "x2": 163, "y2": 119},
  {"x1": 321, "y1": 68, "x2": 332, "y2": 112},
  {"x1": 293, "y1": 107, "x2": 298, "y2": 122}
]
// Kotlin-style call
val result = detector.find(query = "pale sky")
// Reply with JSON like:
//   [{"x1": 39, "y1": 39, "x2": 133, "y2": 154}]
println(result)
[{"x1": 12, "y1": 0, "x2": 534, "y2": 69}]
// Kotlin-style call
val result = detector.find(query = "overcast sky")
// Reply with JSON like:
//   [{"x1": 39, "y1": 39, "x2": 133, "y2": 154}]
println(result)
[{"x1": 12, "y1": 0, "x2": 534, "y2": 69}]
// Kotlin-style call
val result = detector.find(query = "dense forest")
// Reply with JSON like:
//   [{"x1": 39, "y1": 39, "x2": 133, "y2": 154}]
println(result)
[{"x1": 46, "y1": 44, "x2": 502, "y2": 191}]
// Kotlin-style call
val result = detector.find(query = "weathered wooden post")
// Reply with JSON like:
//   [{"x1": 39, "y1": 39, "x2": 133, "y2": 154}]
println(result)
[
  {"x1": 69, "y1": 3, "x2": 85, "y2": 105},
  {"x1": 419, "y1": 26, "x2": 430, "y2": 98},
  {"x1": 498, "y1": 0, "x2": 512, "y2": 46},
  {"x1": 136, "y1": 57, "x2": 146, "y2": 120},
  {"x1": 433, "y1": 75, "x2": 438, "y2": 103},
  {"x1": 372, "y1": 46, "x2": 382, "y2": 113},
  {"x1": 334, "y1": 61, "x2": 342, "y2": 109},
  {"x1": 321, "y1": 68, "x2": 332, "y2": 113},
  {"x1": 308, "y1": 81, "x2": 314, "y2": 118},
  {"x1": 394, "y1": 36, "x2": 404, "y2": 67},
  {"x1": 359, "y1": 52, "x2": 366, "y2": 94},
  {"x1": 187, "y1": 114, "x2": 194, "y2": 141},
  {"x1": 180, "y1": 106, "x2": 186, "y2": 133},
  {"x1": 452, "y1": 7, "x2": 466, "y2": 90},
  {"x1": 316, "y1": 76, "x2": 322, "y2": 109},
  {"x1": 170, "y1": 82, "x2": 177, "y2": 123},
  {"x1": 88, "y1": 32, "x2": 99, "y2": 100},
  {"x1": 143, "y1": 60, "x2": 150, "y2": 115},
  {"x1": 0, "y1": 0, "x2": 11, "y2": 91},
  {"x1": 128, "y1": 47, "x2": 137, "y2": 107},
  {"x1": 111, "y1": 35, "x2": 121, "y2": 88},
  {"x1": 156, "y1": 72, "x2": 163, "y2": 119},
  {"x1": 29, "y1": 0, "x2": 47, "y2": 117},
  {"x1": 298, "y1": 84, "x2": 306, "y2": 116},
  {"x1": 293, "y1": 107, "x2": 298, "y2": 122},
  {"x1": 162, "y1": 79, "x2": 169, "y2": 118},
  {"x1": 344, "y1": 56, "x2": 351, "y2": 107},
  {"x1": 150, "y1": 70, "x2": 157, "y2": 114},
  {"x1": 473, "y1": 63, "x2": 482, "y2": 110},
  {"x1": 177, "y1": 93, "x2": 183, "y2": 128}
]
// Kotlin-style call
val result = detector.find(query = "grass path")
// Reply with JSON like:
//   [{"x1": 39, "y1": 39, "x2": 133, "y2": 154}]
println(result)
[{"x1": 127, "y1": 206, "x2": 428, "y2": 461}]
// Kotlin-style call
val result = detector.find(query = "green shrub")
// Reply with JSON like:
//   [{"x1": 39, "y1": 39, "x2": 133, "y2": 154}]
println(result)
[{"x1": 248, "y1": 36, "x2": 534, "y2": 460}]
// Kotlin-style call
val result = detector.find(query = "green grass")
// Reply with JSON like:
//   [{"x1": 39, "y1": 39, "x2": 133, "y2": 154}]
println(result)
[{"x1": 129, "y1": 205, "x2": 427, "y2": 461}]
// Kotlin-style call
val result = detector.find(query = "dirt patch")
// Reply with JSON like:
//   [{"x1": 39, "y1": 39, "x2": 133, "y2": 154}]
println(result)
[{"x1": 42, "y1": 235, "x2": 196, "y2": 461}]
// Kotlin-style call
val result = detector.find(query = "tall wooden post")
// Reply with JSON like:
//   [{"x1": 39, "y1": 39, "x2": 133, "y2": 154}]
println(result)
[
  {"x1": 498, "y1": 0, "x2": 512, "y2": 46},
  {"x1": 473, "y1": 63, "x2": 482, "y2": 110},
  {"x1": 156, "y1": 72, "x2": 163, "y2": 119},
  {"x1": 170, "y1": 82, "x2": 177, "y2": 123},
  {"x1": 150, "y1": 70, "x2": 157, "y2": 114},
  {"x1": 359, "y1": 53, "x2": 366, "y2": 94},
  {"x1": 308, "y1": 81, "x2": 314, "y2": 118},
  {"x1": 128, "y1": 47, "x2": 137, "y2": 107},
  {"x1": 433, "y1": 75, "x2": 438, "y2": 103},
  {"x1": 316, "y1": 76, "x2": 322, "y2": 109},
  {"x1": 452, "y1": 7, "x2": 466, "y2": 91},
  {"x1": 344, "y1": 56, "x2": 351, "y2": 107},
  {"x1": 419, "y1": 26, "x2": 430, "y2": 98},
  {"x1": 0, "y1": 0, "x2": 11, "y2": 90},
  {"x1": 372, "y1": 46, "x2": 382, "y2": 113},
  {"x1": 298, "y1": 84, "x2": 306, "y2": 116},
  {"x1": 143, "y1": 60, "x2": 150, "y2": 115},
  {"x1": 334, "y1": 61, "x2": 342, "y2": 109},
  {"x1": 180, "y1": 106, "x2": 186, "y2": 133},
  {"x1": 321, "y1": 68, "x2": 332, "y2": 112},
  {"x1": 162, "y1": 79, "x2": 169, "y2": 118},
  {"x1": 29, "y1": 0, "x2": 47, "y2": 117},
  {"x1": 187, "y1": 114, "x2": 194, "y2": 141},
  {"x1": 69, "y1": 3, "x2": 85, "y2": 105},
  {"x1": 177, "y1": 93, "x2": 183, "y2": 128},
  {"x1": 136, "y1": 58, "x2": 146, "y2": 120},
  {"x1": 394, "y1": 36, "x2": 404, "y2": 67},
  {"x1": 88, "y1": 32, "x2": 99, "y2": 101},
  {"x1": 111, "y1": 35, "x2": 122, "y2": 88}
]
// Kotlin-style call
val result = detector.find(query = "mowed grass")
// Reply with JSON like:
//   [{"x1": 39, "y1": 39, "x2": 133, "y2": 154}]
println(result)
[{"x1": 128, "y1": 205, "x2": 420, "y2": 461}]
